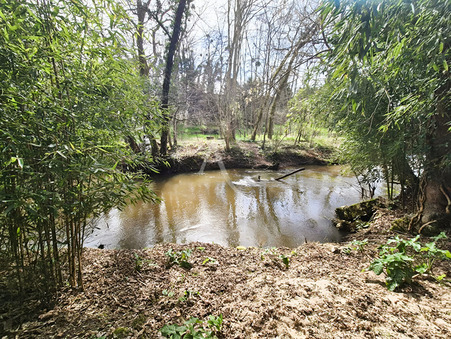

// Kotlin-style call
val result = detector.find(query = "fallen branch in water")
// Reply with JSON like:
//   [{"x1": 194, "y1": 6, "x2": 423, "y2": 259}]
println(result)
[{"x1": 275, "y1": 168, "x2": 305, "y2": 181}]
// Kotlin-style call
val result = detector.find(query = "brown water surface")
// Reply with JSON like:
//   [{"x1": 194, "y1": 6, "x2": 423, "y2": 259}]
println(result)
[{"x1": 85, "y1": 166, "x2": 364, "y2": 249}]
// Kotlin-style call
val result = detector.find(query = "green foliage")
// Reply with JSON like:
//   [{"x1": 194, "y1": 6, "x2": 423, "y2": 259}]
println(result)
[
  {"x1": 279, "y1": 254, "x2": 290, "y2": 269},
  {"x1": 178, "y1": 290, "x2": 200, "y2": 303},
  {"x1": 166, "y1": 249, "x2": 193, "y2": 269},
  {"x1": 160, "y1": 315, "x2": 223, "y2": 339},
  {"x1": 206, "y1": 314, "x2": 223, "y2": 333},
  {"x1": 134, "y1": 253, "x2": 143, "y2": 272},
  {"x1": 112, "y1": 327, "x2": 130, "y2": 339},
  {"x1": 309, "y1": 0, "x2": 451, "y2": 200},
  {"x1": 418, "y1": 232, "x2": 451, "y2": 274},
  {"x1": 260, "y1": 248, "x2": 291, "y2": 269},
  {"x1": 350, "y1": 239, "x2": 369, "y2": 252},
  {"x1": 287, "y1": 87, "x2": 337, "y2": 148},
  {"x1": 133, "y1": 253, "x2": 157, "y2": 272},
  {"x1": 369, "y1": 233, "x2": 451, "y2": 291},
  {"x1": 162, "y1": 289, "x2": 175, "y2": 297},
  {"x1": 0, "y1": 0, "x2": 160, "y2": 294},
  {"x1": 202, "y1": 257, "x2": 218, "y2": 265},
  {"x1": 369, "y1": 249, "x2": 416, "y2": 291}
]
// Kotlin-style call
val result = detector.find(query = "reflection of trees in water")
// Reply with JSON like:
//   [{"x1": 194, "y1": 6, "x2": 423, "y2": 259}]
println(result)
[
  {"x1": 153, "y1": 202, "x2": 164, "y2": 244},
  {"x1": 265, "y1": 185, "x2": 279, "y2": 231},
  {"x1": 117, "y1": 202, "x2": 154, "y2": 249},
  {"x1": 225, "y1": 183, "x2": 239, "y2": 247},
  {"x1": 93, "y1": 168, "x2": 359, "y2": 249}
]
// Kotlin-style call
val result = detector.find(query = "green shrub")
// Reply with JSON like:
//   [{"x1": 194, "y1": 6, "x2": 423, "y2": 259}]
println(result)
[
  {"x1": 160, "y1": 315, "x2": 223, "y2": 339},
  {"x1": 166, "y1": 249, "x2": 193, "y2": 269},
  {"x1": 369, "y1": 232, "x2": 451, "y2": 291}
]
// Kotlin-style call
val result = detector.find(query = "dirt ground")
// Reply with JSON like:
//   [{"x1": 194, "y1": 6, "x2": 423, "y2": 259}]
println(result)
[
  {"x1": 160, "y1": 140, "x2": 331, "y2": 174},
  {"x1": 3, "y1": 207, "x2": 450, "y2": 338}
]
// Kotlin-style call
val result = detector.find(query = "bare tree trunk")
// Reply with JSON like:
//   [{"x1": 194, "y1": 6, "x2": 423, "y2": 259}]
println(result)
[
  {"x1": 172, "y1": 109, "x2": 178, "y2": 147},
  {"x1": 250, "y1": 36, "x2": 293, "y2": 141},
  {"x1": 134, "y1": 1, "x2": 159, "y2": 155},
  {"x1": 221, "y1": 0, "x2": 258, "y2": 151},
  {"x1": 137, "y1": 0, "x2": 149, "y2": 77},
  {"x1": 160, "y1": 0, "x2": 188, "y2": 156},
  {"x1": 267, "y1": 68, "x2": 291, "y2": 139},
  {"x1": 251, "y1": 95, "x2": 270, "y2": 141}
]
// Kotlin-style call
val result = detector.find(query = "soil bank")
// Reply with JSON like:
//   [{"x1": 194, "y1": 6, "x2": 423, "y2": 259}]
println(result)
[
  {"x1": 154, "y1": 140, "x2": 332, "y2": 175},
  {"x1": 2, "y1": 207, "x2": 450, "y2": 338}
]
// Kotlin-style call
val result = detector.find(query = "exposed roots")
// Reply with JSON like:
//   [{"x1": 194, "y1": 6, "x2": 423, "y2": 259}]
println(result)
[
  {"x1": 409, "y1": 176, "x2": 427, "y2": 232},
  {"x1": 412, "y1": 181, "x2": 450, "y2": 234},
  {"x1": 440, "y1": 184, "x2": 451, "y2": 214},
  {"x1": 418, "y1": 220, "x2": 437, "y2": 235}
]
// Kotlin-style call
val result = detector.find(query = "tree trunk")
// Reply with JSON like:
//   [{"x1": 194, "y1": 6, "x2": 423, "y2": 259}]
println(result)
[
  {"x1": 251, "y1": 94, "x2": 270, "y2": 141},
  {"x1": 160, "y1": 0, "x2": 187, "y2": 156},
  {"x1": 250, "y1": 35, "x2": 300, "y2": 141},
  {"x1": 137, "y1": 0, "x2": 149, "y2": 77},
  {"x1": 267, "y1": 68, "x2": 291, "y2": 140},
  {"x1": 417, "y1": 82, "x2": 451, "y2": 231},
  {"x1": 172, "y1": 109, "x2": 178, "y2": 148}
]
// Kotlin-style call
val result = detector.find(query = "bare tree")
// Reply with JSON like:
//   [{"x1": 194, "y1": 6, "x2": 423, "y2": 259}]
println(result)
[
  {"x1": 219, "y1": 0, "x2": 265, "y2": 151},
  {"x1": 159, "y1": 0, "x2": 189, "y2": 156},
  {"x1": 250, "y1": 1, "x2": 321, "y2": 142}
]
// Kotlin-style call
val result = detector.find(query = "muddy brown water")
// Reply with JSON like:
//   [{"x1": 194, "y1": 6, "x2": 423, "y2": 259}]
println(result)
[{"x1": 85, "y1": 166, "x2": 367, "y2": 249}]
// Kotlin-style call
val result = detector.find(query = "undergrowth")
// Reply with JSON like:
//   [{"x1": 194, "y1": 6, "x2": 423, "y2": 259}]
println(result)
[
  {"x1": 368, "y1": 232, "x2": 451, "y2": 291},
  {"x1": 160, "y1": 315, "x2": 223, "y2": 339}
]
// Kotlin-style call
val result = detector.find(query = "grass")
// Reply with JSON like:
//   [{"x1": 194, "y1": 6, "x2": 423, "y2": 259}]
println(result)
[
  {"x1": 175, "y1": 124, "x2": 340, "y2": 152},
  {"x1": 177, "y1": 126, "x2": 219, "y2": 141}
]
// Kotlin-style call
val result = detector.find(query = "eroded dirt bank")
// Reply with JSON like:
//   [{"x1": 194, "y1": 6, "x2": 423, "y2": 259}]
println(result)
[
  {"x1": 4, "y1": 208, "x2": 451, "y2": 338},
  {"x1": 156, "y1": 140, "x2": 331, "y2": 175}
]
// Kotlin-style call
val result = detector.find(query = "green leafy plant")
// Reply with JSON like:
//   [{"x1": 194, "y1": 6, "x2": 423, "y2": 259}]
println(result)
[
  {"x1": 260, "y1": 248, "x2": 291, "y2": 269},
  {"x1": 202, "y1": 257, "x2": 218, "y2": 265},
  {"x1": 341, "y1": 247, "x2": 352, "y2": 255},
  {"x1": 133, "y1": 253, "x2": 157, "y2": 272},
  {"x1": 350, "y1": 239, "x2": 369, "y2": 252},
  {"x1": 207, "y1": 314, "x2": 223, "y2": 333},
  {"x1": 417, "y1": 232, "x2": 451, "y2": 274},
  {"x1": 279, "y1": 254, "x2": 290, "y2": 269},
  {"x1": 134, "y1": 253, "x2": 143, "y2": 272},
  {"x1": 178, "y1": 290, "x2": 200, "y2": 303},
  {"x1": 162, "y1": 289, "x2": 175, "y2": 298},
  {"x1": 166, "y1": 249, "x2": 193, "y2": 269},
  {"x1": 160, "y1": 315, "x2": 223, "y2": 339},
  {"x1": 369, "y1": 233, "x2": 451, "y2": 291}
]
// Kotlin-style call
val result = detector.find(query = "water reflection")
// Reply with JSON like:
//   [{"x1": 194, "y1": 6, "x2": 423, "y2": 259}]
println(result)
[{"x1": 85, "y1": 166, "x2": 364, "y2": 249}]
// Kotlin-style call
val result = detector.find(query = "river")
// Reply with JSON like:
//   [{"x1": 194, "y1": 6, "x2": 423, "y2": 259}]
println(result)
[{"x1": 85, "y1": 166, "x2": 365, "y2": 249}]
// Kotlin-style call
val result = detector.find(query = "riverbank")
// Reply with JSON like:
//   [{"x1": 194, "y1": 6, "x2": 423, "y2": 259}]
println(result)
[
  {"x1": 155, "y1": 140, "x2": 333, "y2": 175},
  {"x1": 3, "y1": 206, "x2": 450, "y2": 338}
]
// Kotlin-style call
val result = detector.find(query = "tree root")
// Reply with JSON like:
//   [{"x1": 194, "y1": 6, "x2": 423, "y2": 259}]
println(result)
[
  {"x1": 418, "y1": 220, "x2": 437, "y2": 235},
  {"x1": 409, "y1": 175, "x2": 427, "y2": 232},
  {"x1": 439, "y1": 184, "x2": 451, "y2": 214}
]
